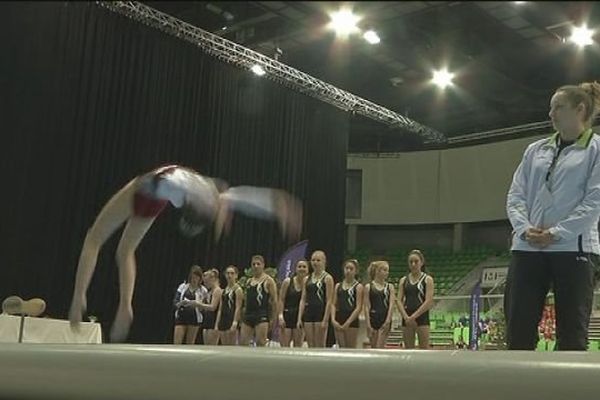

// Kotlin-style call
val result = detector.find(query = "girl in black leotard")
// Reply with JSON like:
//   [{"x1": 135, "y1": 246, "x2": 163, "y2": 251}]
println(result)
[
  {"x1": 332, "y1": 259, "x2": 363, "y2": 348},
  {"x1": 197, "y1": 269, "x2": 222, "y2": 345},
  {"x1": 278, "y1": 260, "x2": 309, "y2": 347},
  {"x1": 240, "y1": 255, "x2": 278, "y2": 347},
  {"x1": 216, "y1": 266, "x2": 244, "y2": 345},
  {"x1": 298, "y1": 250, "x2": 334, "y2": 348},
  {"x1": 396, "y1": 250, "x2": 434, "y2": 349},
  {"x1": 364, "y1": 261, "x2": 395, "y2": 349}
]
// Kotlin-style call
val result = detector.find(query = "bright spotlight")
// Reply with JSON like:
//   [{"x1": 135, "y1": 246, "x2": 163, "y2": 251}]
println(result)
[
  {"x1": 363, "y1": 30, "x2": 381, "y2": 44},
  {"x1": 251, "y1": 64, "x2": 266, "y2": 76},
  {"x1": 432, "y1": 69, "x2": 455, "y2": 89},
  {"x1": 569, "y1": 25, "x2": 594, "y2": 47},
  {"x1": 329, "y1": 9, "x2": 360, "y2": 36}
]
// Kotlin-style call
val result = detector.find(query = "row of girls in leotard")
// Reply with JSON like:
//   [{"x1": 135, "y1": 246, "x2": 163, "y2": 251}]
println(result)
[
  {"x1": 172, "y1": 249, "x2": 434, "y2": 349},
  {"x1": 279, "y1": 249, "x2": 435, "y2": 349},
  {"x1": 172, "y1": 256, "x2": 277, "y2": 346},
  {"x1": 173, "y1": 264, "x2": 246, "y2": 345}
]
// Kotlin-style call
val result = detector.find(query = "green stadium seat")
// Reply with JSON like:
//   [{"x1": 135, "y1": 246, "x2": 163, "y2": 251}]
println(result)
[
  {"x1": 462, "y1": 327, "x2": 470, "y2": 344},
  {"x1": 445, "y1": 313, "x2": 454, "y2": 324},
  {"x1": 536, "y1": 340, "x2": 546, "y2": 351},
  {"x1": 452, "y1": 328, "x2": 461, "y2": 344},
  {"x1": 536, "y1": 340, "x2": 557, "y2": 351}
]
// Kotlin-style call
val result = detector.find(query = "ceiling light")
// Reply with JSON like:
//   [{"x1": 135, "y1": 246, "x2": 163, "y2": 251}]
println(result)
[
  {"x1": 569, "y1": 25, "x2": 594, "y2": 47},
  {"x1": 329, "y1": 9, "x2": 360, "y2": 36},
  {"x1": 251, "y1": 64, "x2": 266, "y2": 76},
  {"x1": 363, "y1": 30, "x2": 381, "y2": 44},
  {"x1": 432, "y1": 68, "x2": 455, "y2": 89}
]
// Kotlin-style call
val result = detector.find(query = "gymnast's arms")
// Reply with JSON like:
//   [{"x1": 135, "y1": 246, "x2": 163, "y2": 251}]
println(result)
[{"x1": 214, "y1": 186, "x2": 303, "y2": 242}]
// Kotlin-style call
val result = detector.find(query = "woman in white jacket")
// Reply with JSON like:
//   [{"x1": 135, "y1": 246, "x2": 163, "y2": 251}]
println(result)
[
  {"x1": 173, "y1": 265, "x2": 208, "y2": 344},
  {"x1": 505, "y1": 81, "x2": 600, "y2": 351}
]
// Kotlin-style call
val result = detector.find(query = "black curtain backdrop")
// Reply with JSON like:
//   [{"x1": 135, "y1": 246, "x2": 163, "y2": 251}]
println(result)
[{"x1": 0, "y1": 3, "x2": 348, "y2": 343}]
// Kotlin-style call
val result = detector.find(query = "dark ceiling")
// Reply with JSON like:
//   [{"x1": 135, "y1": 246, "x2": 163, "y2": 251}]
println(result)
[{"x1": 142, "y1": 1, "x2": 600, "y2": 151}]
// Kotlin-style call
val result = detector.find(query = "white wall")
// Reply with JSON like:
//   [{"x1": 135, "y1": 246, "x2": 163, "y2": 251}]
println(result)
[
  {"x1": 350, "y1": 220, "x2": 513, "y2": 253},
  {"x1": 346, "y1": 134, "x2": 548, "y2": 225}
]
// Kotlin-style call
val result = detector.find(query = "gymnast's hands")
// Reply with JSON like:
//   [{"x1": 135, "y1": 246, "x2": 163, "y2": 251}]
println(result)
[
  {"x1": 69, "y1": 296, "x2": 87, "y2": 331},
  {"x1": 176, "y1": 299, "x2": 194, "y2": 308},
  {"x1": 525, "y1": 228, "x2": 555, "y2": 249},
  {"x1": 404, "y1": 316, "x2": 417, "y2": 328}
]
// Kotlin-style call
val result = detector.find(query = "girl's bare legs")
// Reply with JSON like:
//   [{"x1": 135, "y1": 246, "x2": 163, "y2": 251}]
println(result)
[
  {"x1": 220, "y1": 329, "x2": 238, "y2": 345},
  {"x1": 334, "y1": 326, "x2": 346, "y2": 348},
  {"x1": 416, "y1": 326, "x2": 430, "y2": 349},
  {"x1": 110, "y1": 215, "x2": 155, "y2": 342},
  {"x1": 369, "y1": 329, "x2": 379, "y2": 348},
  {"x1": 279, "y1": 327, "x2": 292, "y2": 347},
  {"x1": 292, "y1": 328, "x2": 305, "y2": 347},
  {"x1": 304, "y1": 322, "x2": 316, "y2": 347},
  {"x1": 315, "y1": 323, "x2": 328, "y2": 348},
  {"x1": 173, "y1": 325, "x2": 186, "y2": 344},
  {"x1": 240, "y1": 323, "x2": 254, "y2": 346},
  {"x1": 203, "y1": 329, "x2": 220, "y2": 345},
  {"x1": 376, "y1": 326, "x2": 390, "y2": 348},
  {"x1": 185, "y1": 326, "x2": 200, "y2": 344},
  {"x1": 254, "y1": 323, "x2": 269, "y2": 347},
  {"x1": 69, "y1": 181, "x2": 136, "y2": 329},
  {"x1": 344, "y1": 328, "x2": 359, "y2": 348},
  {"x1": 403, "y1": 325, "x2": 417, "y2": 349}
]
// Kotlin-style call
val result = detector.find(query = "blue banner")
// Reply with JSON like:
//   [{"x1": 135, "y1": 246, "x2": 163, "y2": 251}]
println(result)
[
  {"x1": 469, "y1": 280, "x2": 482, "y2": 350},
  {"x1": 276, "y1": 240, "x2": 309, "y2": 283}
]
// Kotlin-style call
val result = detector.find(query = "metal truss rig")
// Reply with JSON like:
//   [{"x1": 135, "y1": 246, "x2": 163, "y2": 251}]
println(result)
[
  {"x1": 96, "y1": 1, "x2": 447, "y2": 144},
  {"x1": 447, "y1": 120, "x2": 553, "y2": 144},
  {"x1": 449, "y1": 115, "x2": 600, "y2": 144}
]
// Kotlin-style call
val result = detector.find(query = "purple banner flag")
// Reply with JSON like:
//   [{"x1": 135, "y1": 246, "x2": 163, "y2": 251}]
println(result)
[
  {"x1": 276, "y1": 240, "x2": 309, "y2": 283},
  {"x1": 469, "y1": 280, "x2": 482, "y2": 350}
]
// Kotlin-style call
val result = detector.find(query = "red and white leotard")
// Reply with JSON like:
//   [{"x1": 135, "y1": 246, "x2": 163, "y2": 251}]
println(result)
[{"x1": 132, "y1": 165, "x2": 219, "y2": 218}]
